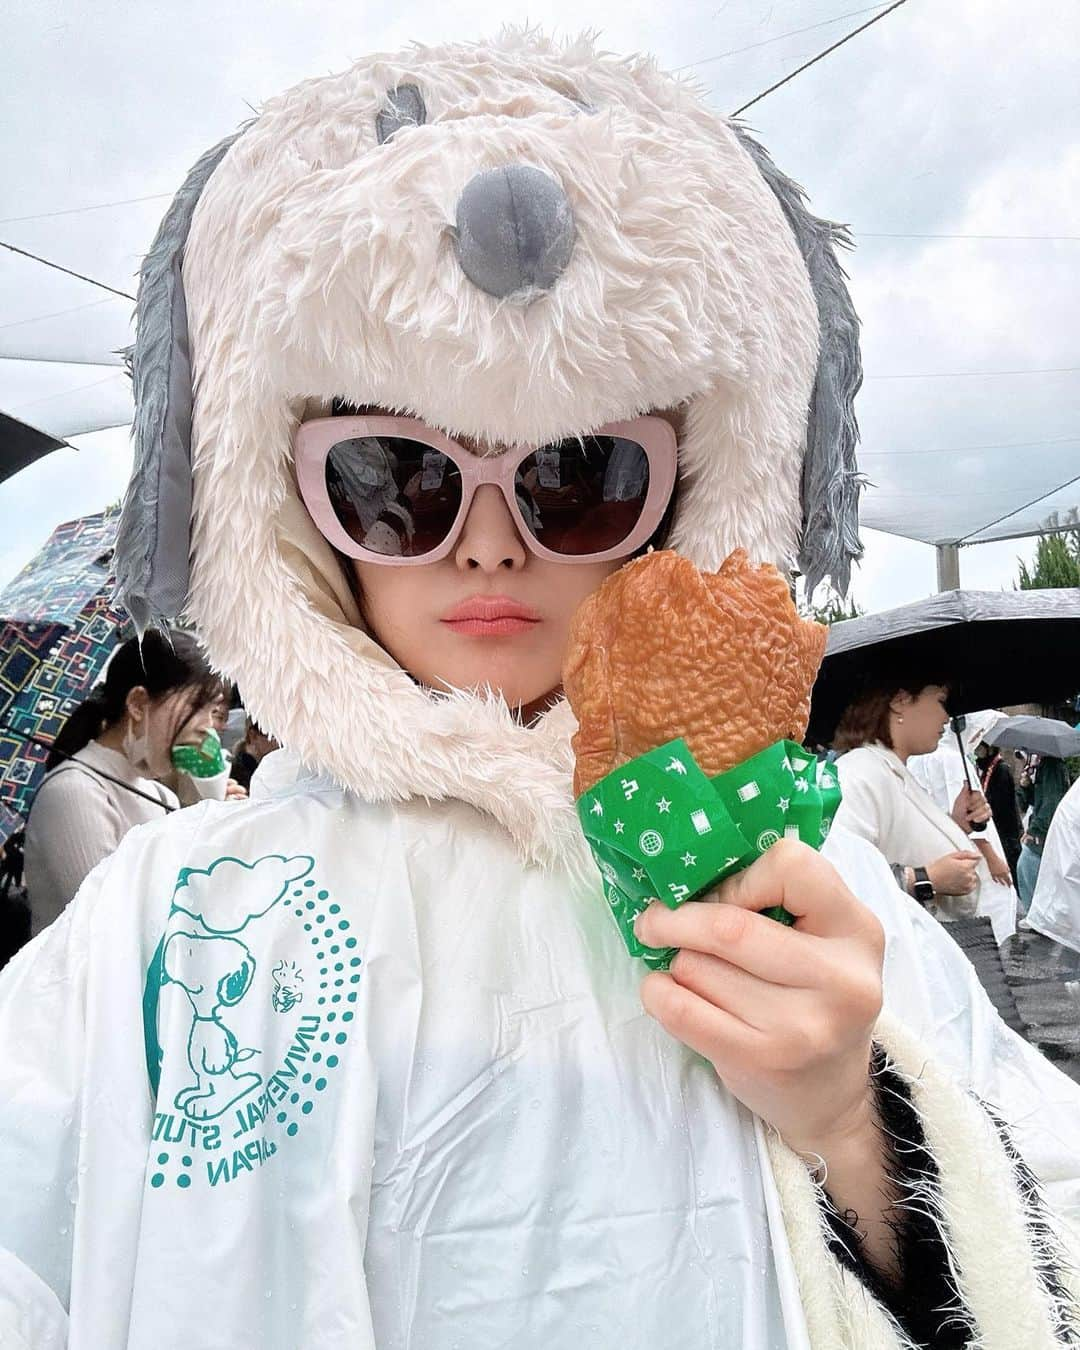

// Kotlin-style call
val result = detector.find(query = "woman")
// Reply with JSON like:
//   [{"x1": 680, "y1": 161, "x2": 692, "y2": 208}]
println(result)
[
  {"x1": 906, "y1": 710, "x2": 1018, "y2": 942},
  {"x1": 162, "y1": 686, "x2": 248, "y2": 806},
  {"x1": 831, "y1": 679, "x2": 1012, "y2": 937},
  {"x1": 974, "y1": 737, "x2": 1023, "y2": 884},
  {"x1": 228, "y1": 718, "x2": 279, "y2": 791},
  {"x1": 1017, "y1": 752, "x2": 1072, "y2": 911},
  {"x1": 2, "y1": 38, "x2": 1079, "y2": 1350},
  {"x1": 23, "y1": 629, "x2": 223, "y2": 935}
]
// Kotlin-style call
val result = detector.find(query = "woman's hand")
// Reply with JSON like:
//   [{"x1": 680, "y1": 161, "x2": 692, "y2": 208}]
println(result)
[
  {"x1": 976, "y1": 843, "x2": 1012, "y2": 886},
  {"x1": 633, "y1": 842, "x2": 902, "y2": 1279},
  {"x1": 950, "y1": 785, "x2": 991, "y2": 832},
  {"x1": 926, "y1": 850, "x2": 980, "y2": 895},
  {"x1": 633, "y1": 840, "x2": 883, "y2": 1162},
  {"x1": 225, "y1": 780, "x2": 248, "y2": 801}
]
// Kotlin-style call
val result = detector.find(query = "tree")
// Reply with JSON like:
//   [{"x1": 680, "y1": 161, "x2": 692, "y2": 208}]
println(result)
[
  {"x1": 800, "y1": 589, "x2": 863, "y2": 626},
  {"x1": 1016, "y1": 531, "x2": 1080, "y2": 590},
  {"x1": 1016, "y1": 531, "x2": 1080, "y2": 722}
]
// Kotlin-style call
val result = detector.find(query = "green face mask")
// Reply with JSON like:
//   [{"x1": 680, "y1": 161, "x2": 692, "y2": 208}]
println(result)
[{"x1": 170, "y1": 729, "x2": 225, "y2": 779}]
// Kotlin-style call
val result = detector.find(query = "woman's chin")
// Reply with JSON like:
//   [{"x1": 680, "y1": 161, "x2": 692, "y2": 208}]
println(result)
[
  {"x1": 422, "y1": 665, "x2": 554, "y2": 713},
  {"x1": 417, "y1": 645, "x2": 558, "y2": 712}
]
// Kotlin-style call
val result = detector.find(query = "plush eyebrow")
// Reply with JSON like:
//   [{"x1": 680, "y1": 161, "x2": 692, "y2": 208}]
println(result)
[{"x1": 375, "y1": 84, "x2": 426, "y2": 144}]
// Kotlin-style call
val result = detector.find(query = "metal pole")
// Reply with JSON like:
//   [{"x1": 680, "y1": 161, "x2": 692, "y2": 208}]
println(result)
[{"x1": 936, "y1": 543, "x2": 960, "y2": 592}]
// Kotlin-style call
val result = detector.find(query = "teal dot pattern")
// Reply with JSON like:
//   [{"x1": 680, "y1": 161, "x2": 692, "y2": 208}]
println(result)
[
  {"x1": 149, "y1": 1150, "x2": 196, "y2": 1190},
  {"x1": 149, "y1": 871, "x2": 361, "y2": 1192},
  {"x1": 274, "y1": 876, "x2": 361, "y2": 1146}
]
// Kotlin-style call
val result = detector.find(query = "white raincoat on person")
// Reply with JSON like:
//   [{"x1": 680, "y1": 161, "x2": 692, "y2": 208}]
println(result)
[
  {"x1": 908, "y1": 712, "x2": 1018, "y2": 943},
  {"x1": 1026, "y1": 776, "x2": 1080, "y2": 955},
  {"x1": 1, "y1": 31, "x2": 1079, "y2": 1350}
]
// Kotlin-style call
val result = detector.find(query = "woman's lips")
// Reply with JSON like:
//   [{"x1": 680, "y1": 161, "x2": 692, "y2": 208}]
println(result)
[{"x1": 441, "y1": 595, "x2": 541, "y2": 637}]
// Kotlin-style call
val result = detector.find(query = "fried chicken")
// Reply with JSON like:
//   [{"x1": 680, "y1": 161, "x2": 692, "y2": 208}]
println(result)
[{"x1": 564, "y1": 550, "x2": 827, "y2": 798}]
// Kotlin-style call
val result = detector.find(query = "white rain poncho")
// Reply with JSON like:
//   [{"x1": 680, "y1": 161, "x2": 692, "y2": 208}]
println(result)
[
  {"x1": 1026, "y1": 776, "x2": 1080, "y2": 955},
  {"x1": 2, "y1": 749, "x2": 1080, "y2": 1349}
]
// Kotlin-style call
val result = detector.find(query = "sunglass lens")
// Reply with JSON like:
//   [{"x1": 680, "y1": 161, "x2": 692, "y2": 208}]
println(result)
[
  {"x1": 514, "y1": 436, "x2": 651, "y2": 556},
  {"x1": 325, "y1": 437, "x2": 462, "y2": 558}
]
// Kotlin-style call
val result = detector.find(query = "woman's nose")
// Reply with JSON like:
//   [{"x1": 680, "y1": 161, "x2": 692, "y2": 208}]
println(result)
[{"x1": 454, "y1": 484, "x2": 528, "y2": 572}]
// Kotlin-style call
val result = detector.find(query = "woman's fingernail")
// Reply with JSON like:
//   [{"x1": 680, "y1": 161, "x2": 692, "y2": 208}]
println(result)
[{"x1": 633, "y1": 907, "x2": 650, "y2": 939}]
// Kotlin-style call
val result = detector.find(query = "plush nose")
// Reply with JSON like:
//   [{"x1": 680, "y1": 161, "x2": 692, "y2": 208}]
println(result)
[{"x1": 454, "y1": 164, "x2": 576, "y2": 300}]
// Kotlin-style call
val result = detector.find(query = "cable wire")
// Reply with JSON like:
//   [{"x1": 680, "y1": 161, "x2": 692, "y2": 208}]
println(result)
[
  {"x1": 10, "y1": 372, "x2": 124, "y2": 414},
  {"x1": 0, "y1": 192, "x2": 172, "y2": 227},
  {"x1": 957, "y1": 470, "x2": 1080, "y2": 544},
  {"x1": 856, "y1": 231, "x2": 1080, "y2": 241},
  {"x1": 0, "y1": 240, "x2": 135, "y2": 302},
  {"x1": 679, "y1": 4, "x2": 890, "y2": 71},
  {"x1": 731, "y1": 0, "x2": 909, "y2": 117},
  {"x1": 865, "y1": 365, "x2": 1080, "y2": 381},
  {"x1": 860, "y1": 434, "x2": 1080, "y2": 458},
  {"x1": 0, "y1": 298, "x2": 112, "y2": 332}
]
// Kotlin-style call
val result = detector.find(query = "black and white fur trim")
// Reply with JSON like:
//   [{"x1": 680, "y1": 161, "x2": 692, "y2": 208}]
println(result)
[
  {"x1": 824, "y1": 1044, "x2": 973, "y2": 1349},
  {"x1": 766, "y1": 1013, "x2": 1080, "y2": 1349}
]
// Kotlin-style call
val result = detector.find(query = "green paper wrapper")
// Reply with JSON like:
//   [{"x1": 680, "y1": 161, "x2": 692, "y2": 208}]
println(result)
[
  {"x1": 577, "y1": 739, "x2": 842, "y2": 970},
  {"x1": 170, "y1": 730, "x2": 226, "y2": 779}
]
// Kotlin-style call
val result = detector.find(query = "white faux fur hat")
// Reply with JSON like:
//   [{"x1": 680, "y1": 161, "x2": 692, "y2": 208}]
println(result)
[{"x1": 114, "y1": 29, "x2": 863, "y2": 864}]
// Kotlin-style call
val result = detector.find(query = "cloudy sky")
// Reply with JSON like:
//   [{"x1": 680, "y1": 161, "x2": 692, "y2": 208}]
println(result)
[{"x1": 2, "y1": 0, "x2": 1077, "y2": 611}]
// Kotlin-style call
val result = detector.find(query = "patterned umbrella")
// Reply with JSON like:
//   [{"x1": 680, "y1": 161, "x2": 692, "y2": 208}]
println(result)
[{"x1": 0, "y1": 507, "x2": 131, "y2": 844}]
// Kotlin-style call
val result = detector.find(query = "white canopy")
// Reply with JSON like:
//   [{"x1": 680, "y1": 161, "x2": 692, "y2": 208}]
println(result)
[{"x1": 2, "y1": 1, "x2": 1078, "y2": 585}]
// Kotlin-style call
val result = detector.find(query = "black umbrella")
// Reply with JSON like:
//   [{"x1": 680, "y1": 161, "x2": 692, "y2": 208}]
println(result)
[
  {"x1": 990, "y1": 715, "x2": 1080, "y2": 759},
  {"x1": 808, "y1": 587, "x2": 1080, "y2": 745},
  {"x1": 0, "y1": 411, "x2": 69, "y2": 484}
]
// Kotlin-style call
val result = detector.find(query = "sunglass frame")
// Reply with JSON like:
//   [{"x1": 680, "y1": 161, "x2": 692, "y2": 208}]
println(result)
[{"x1": 293, "y1": 414, "x2": 678, "y2": 565}]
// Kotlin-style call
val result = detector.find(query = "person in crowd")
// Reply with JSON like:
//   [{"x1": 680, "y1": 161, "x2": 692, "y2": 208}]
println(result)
[
  {"x1": 228, "y1": 718, "x2": 279, "y2": 791},
  {"x1": 210, "y1": 693, "x2": 230, "y2": 738},
  {"x1": 1025, "y1": 773, "x2": 1080, "y2": 953},
  {"x1": 22, "y1": 630, "x2": 224, "y2": 935},
  {"x1": 1016, "y1": 751, "x2": 1072, "y2": 912},
  {"x1": 973, "y1": 737, "x2": 1024, "y2": 886},
  {"x1": 907, "y1": 709, "x2": 1017, "y2": 942},
  {"x1": 830, "y1": 679, "x2": 1013, "y2": 939},
  {"x1": 162, "y1": 685, "x2": 249, "y2": 805},
  {"x1": 0, "y1": 832, "x2": 30, "y2": 970},
  {"x1": 220, "y1": 703, "x2": 249, "y2": 756}
]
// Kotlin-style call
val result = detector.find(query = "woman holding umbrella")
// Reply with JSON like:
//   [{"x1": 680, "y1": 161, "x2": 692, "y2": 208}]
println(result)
[{"x1": 830, "y1": 677, "x2": 1013, "y2": 939}]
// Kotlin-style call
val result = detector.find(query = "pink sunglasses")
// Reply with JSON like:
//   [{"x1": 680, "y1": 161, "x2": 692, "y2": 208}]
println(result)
[{"x1": 294, "y1": 414, "x2": 678, "y2": 565}]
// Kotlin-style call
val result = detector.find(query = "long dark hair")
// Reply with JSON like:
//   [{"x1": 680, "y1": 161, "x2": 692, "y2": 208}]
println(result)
[{"x1": 47, "y1": 630, "x2": 223, "y2": 769}]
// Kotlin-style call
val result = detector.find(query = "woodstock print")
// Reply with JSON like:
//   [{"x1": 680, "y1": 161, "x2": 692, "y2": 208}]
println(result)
[{"x1": 155, "y1": 854, "x2": 314, "y2": 1122}]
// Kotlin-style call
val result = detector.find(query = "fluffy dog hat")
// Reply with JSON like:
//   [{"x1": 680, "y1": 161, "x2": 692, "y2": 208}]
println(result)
[{"x1": 114, "y1": 30, "x2": 862, "y2": 864}]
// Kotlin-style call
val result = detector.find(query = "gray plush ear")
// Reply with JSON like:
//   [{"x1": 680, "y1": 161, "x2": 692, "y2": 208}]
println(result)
[
  {"x1": 113, "y1": 131, "x2": 244, "y2": 631},
  {"x1": 732, "y1": 125, "x2": 864, "y2": 597}
]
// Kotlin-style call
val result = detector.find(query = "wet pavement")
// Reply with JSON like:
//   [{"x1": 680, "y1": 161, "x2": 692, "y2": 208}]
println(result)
[{"x1": 1001, "y1": 927, "x2": 1080, "y2": 1083}]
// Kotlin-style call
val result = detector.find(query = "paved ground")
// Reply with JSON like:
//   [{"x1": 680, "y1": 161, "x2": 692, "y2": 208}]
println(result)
[{"x1": 1001, "y1": 927, "x2": 1080, "y2": 1083}]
